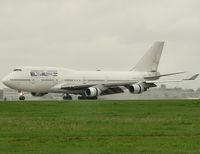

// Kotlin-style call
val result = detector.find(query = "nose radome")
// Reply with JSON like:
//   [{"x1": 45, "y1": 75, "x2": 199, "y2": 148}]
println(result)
[{"x1": 2, "y1": 76, "x2": 10, "y2": 86}]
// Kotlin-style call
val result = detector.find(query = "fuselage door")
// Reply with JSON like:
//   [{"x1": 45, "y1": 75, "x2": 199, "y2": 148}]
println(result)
[{"x1": 31, "y1": 78, "x2": 35, "y2": 85}]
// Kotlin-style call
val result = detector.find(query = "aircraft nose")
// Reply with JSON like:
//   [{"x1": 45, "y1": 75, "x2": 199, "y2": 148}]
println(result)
[{"x1": 2, "y1": 76, "x2": 10, "y2": 86}]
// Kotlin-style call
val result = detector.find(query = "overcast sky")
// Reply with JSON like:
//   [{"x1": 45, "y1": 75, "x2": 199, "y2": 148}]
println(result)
[{"x1": 0, "y1": 0, "x2": 200, "y2": 89}]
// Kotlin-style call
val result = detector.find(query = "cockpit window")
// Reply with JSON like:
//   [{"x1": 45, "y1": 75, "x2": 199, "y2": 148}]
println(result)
[{"x1": 13, "y1": 69, "x2": 22, "y2": 71}]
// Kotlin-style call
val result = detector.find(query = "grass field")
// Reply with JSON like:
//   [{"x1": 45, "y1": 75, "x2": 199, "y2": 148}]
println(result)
[{"x1": 0, "y1": 100, "x2": 200, "y2": 154}]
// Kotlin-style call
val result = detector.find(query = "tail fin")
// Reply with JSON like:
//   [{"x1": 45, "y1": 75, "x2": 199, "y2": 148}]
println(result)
[{"x1": 131, "y1": 41, "x2": 164, "y2": 72}]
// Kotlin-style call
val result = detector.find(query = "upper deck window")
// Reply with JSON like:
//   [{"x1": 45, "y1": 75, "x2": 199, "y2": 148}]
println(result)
[{"x1": 13, "y1": 69, "x2": 22, "y2": 72}]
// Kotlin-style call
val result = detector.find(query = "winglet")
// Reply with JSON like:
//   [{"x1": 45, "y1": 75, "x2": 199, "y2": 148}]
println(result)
[{"x1": 183, "y1": 74, "x2": 199, "y2": 80}]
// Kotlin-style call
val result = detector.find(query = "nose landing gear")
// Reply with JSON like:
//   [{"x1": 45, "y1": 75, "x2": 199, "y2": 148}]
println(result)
[
  {"x1": 19, "y1": 95, "x2": 25, "y2": 100},
  {"x1": 19, "y1": 91, "x2": 25, "y2": 101}
]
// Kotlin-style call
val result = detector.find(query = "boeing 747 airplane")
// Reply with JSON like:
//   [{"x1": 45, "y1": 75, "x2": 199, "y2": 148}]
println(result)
[{"x1": 2, "y1": 42, "x2": 199, "y2": 100}]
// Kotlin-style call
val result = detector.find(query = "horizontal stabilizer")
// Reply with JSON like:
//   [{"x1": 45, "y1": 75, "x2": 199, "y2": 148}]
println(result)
[{"x1": 183, "y1": 74, "x2": 199, "y2": 80}]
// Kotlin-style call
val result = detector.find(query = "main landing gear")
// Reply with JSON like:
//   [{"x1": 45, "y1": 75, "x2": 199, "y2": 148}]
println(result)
[
  {"x1": 78, "y1": 96, "x2": 98, "y2": 100},
  {"x1": 19, "y1": 91, "x2": 25, "y2": 101},
  {"x1": 63, "y1": 93, "x2": 72, "y2": 100}
]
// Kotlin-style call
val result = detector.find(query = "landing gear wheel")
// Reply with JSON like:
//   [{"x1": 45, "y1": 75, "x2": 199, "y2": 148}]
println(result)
[
  {"x1": 78, "y1": 96, "x2": 98, "y2": 100},
  {"x1": 63, "y1": 95, "x2": 72, "y2": 100},
  {"x1": 78, "y1": 96, "x2": 86, "y2": 100},
  {"x1": 19, "y1": 95, "x2": 25, "y2": 101}
]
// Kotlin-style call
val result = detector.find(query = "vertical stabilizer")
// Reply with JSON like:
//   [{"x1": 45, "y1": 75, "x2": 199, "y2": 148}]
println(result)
[{"x1": 132, "y1": 42, "x2": 164, "y2": 72}]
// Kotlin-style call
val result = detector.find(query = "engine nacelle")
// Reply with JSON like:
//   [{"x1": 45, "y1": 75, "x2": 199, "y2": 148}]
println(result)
[
  {"x1": 129, "y1": 84, "x2": 146, "y2": 94},
  {"x1": 85, "y1": 87, "x2": 101, "y2": 97},
  {"x1": 31, "y1": 92, "x2": 48, "y2": 97}
]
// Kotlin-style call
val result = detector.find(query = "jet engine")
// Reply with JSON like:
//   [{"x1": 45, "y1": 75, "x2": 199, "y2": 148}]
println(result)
[
  {"x1": 85, "y1": 87, "x2": 101, "y2": 97},
  {"x1": 31, "y1": 92, "x2": 48, "y2": 97},
  {"x1": 129, "y1": 84, "x2": 146, "y2": 94}
]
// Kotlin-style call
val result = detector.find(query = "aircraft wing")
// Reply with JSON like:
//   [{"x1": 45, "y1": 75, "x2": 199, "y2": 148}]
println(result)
[
  {"x1": 60, "y1": 83, "x2": 126, "y2": 95},
  {"x1": 59, "y1": 74, "x2": 199, "y2": 95},
  {"x1": 60, "y1": 79, "x2": 137, "y2": 90},
  {"x1": 61, "y1": 84, "x2": 95, "y2": 90},
  {"x1": 146, "y1": 74, "x2": 199, "y2": 84},
  {"x1": 60, "y1": 81, "x2": 136, "y2": 91}
]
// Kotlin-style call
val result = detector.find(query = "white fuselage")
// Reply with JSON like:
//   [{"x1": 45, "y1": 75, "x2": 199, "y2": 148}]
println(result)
[{"x1": 2, "y1": 67, "x2": 155, "y2": 94}]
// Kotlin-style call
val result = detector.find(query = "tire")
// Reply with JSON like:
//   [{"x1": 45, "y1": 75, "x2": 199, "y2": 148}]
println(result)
[
  {"x1": 78, "y1": 96, "x2": 97, "y2": 100},
  {"x1": 63, "y1": 96, "x2": 72, "y2": 100},
  {"x1": 78, "y1": 96, "x2": 86, "y2": 100},
  {"x1": 19, "y1": 96, "x2": 25, "y2": 101}
]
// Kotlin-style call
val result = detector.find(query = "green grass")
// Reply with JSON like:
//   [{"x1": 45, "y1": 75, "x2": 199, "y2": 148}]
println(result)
[{"x1": 0, "y1": 100, "x2": 200, "y2": 154}]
